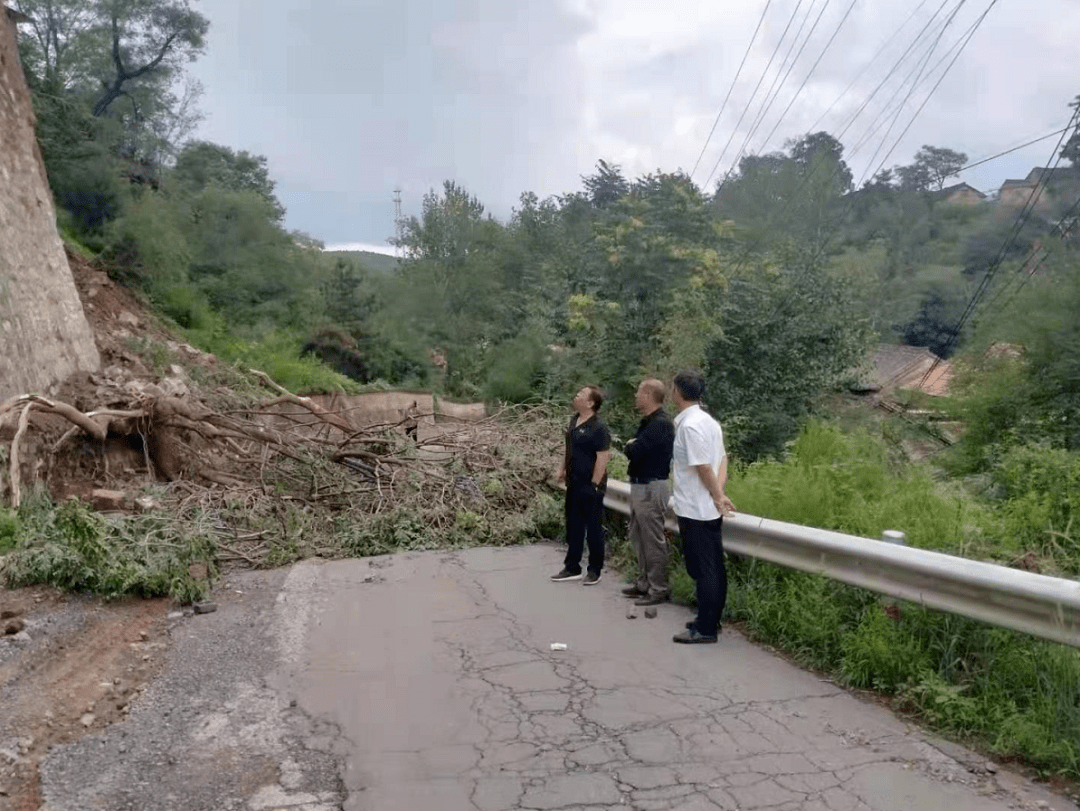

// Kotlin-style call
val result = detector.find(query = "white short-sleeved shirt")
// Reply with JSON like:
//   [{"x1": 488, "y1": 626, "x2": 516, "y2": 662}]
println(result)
[{"x1": 671, "y1": 404, "x2": 726, "y2": 521}]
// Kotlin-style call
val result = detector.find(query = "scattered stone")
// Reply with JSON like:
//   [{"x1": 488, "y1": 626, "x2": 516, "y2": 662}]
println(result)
[
  {"x1": 117, "y1": 310, "x2": 140, "y2": 327},
  {"x1": 134, "y1": 495, "x2": 161, "y2": 513},
  {"x1": 11, "y1": 631, "x2": 30, "y2": 643},
  {"x1": 139, "y1": 631, "x2": 149, "y2": 641},
  {"x1": 88, "y1": 488, "x2": 127, "y2": 512},
  {"x1": 644, "y1": 606, "x2": 658, "y2": 619},
  {"x1": 984, "y1": 761, "x2": 998, "y2": 774},
  {"x1": 80, "y1": 713, "x2": 95, "y2": 728},
  {"x1": 4, "y1": 618, "x2": 25, "y2": 635},
  {"x1": 626, "y1": 609, "x2": 638, "y2": 619},
  {"x1": 0, "y1": 609, "x2": 21, "y2": 620},
  {"x1": 193, "y1": 602, "x2": 217, "y2": 615},
  {"x1": 166, "y1": 611, "x2": 184, "y2": 620}
]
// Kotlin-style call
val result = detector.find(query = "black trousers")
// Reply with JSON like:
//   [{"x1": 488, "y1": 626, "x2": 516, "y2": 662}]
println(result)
[
  {"x1": 678, "y1": 516, "x2": 726, "y2": 635},
  {"x1": 564, "y1": 483, "x2": 606, "y2": 575}
]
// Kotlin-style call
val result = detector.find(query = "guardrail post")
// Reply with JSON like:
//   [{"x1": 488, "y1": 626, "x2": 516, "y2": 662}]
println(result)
[{"x1": 881, "y1": 531, "x2": 907, "y2": 617}]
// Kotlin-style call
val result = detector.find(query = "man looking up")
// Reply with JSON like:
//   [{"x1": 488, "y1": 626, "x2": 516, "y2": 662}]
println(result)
[
  {"x1": 669, "y1": 371, "x2": 735, "y2": 644},
  {"x1": 551, "y1": 386, "x2": 611, "y2": 586},
  {"x1": 622, "y1": 378, "x2": 675, "y2": 607}
]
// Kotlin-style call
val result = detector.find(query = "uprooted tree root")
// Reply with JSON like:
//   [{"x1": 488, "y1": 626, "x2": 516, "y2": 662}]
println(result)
[{"x1": 0, "y1": 368, "x2": 564, "y2": 594}]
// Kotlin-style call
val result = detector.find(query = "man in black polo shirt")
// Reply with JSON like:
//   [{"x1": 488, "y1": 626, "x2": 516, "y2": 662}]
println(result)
[
  {"x1": 622, "y1": 378, "x2": 675, "y2": 606},
  {"x1": 551, "y1": 385, "x2": 611, "y2": 585}
]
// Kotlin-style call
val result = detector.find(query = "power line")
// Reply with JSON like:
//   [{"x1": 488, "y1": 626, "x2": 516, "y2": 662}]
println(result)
[
  {"x1": 732, "y1": 0, "x2": 830, "y2": 166},
  {"x1": 756, "y1": 0, "x2": 860, "y2": 154},
  {"x1": 981, "y1": 189, "x2": 1080, "y2": 318},
  {"x1": 863, "y1": 1, "x2": 997, "y2": 187},
  {"x1": 857, "y1": 0, "x2": 966, "y2": 188},
  {"x1": 914, "y1": 100, "x2": 1080, "y2": 388},
  {"x1": 846, "y1": 11, "x2": 965, "y2": 160},
  {"x1": 956, "y1": 125, "x2": 1071, "y2": 174},
  {"x1": 834, "y1": 0, "x2": 953, "y2": 141},
  {"x1": 808, "y1": 0, "x2": 931, "y2": 133},
  {"x1": 703, "y1": 0, "x2": 811, "y2": 189},
  {"x1": 690, "y1": 0, "x2": 774, "y2": 181}
]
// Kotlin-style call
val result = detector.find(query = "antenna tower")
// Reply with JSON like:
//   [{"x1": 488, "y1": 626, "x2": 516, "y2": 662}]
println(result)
[{"x1": 392, "y1": 187, "x2": 404, "y2": 257}]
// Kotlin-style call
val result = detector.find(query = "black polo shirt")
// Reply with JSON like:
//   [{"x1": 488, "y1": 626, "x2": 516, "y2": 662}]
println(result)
[
  {"x1": 626, "y1": 408, "x2": 674, "y2": 482},
  {"x1": 565, "y1": 414, "x2": 611, "y2": 491}
]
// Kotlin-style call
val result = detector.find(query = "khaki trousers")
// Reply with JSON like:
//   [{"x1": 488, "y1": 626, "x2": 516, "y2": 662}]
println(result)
[{"x1": 629, "y1": 480, "x2": 670, "y2": 597}]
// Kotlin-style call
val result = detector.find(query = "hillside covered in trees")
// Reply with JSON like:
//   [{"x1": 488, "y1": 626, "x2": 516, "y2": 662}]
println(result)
[{"x1": 9, "y1": 0, "x2": 1080, "y2": 463}]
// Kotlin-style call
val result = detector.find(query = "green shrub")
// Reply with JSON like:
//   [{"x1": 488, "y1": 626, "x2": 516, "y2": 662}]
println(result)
[
  {"x1": 4, "y1": 494, "x2": 215, "y2": 602},
  {"x1": 727, "y1": 421, "x2": 993, "y2": 555}
]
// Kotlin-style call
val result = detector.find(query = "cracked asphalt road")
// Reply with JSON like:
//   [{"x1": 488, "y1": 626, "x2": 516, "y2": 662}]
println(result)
[
  {"x1": 32, "y1": 543, "x2": 1078, "y2": 810},
  {"x1": 295, "y1": 545, "x2": 1077, "y2": 811}
]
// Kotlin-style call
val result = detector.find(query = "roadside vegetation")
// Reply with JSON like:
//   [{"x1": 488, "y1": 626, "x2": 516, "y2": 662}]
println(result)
[{"x1": 3, "y1": 0, "x2": 1080, "y2": 781}]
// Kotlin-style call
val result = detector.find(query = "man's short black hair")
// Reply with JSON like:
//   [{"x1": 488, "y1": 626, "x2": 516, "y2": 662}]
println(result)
[
  {"x1": 673, "y1": 371, "x2": 706, "y2": 402},
  {"x1": 584, "y1": 385, "x2": 604, "y2": 412}
]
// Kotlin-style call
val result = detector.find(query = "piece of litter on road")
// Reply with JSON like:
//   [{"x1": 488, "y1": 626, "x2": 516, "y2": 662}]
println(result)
[
  {"x1": 644, "y1": 606, "x2": 658, "y2": 619},
  {"x1": 549, "y1": 643, "x2": 568, "y2": 651}
]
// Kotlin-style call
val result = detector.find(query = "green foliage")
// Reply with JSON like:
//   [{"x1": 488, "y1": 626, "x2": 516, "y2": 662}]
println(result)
[
  {"x1": 4, "y1": 493, "x2": 215, "y2": 602},
  {"x1": 206, "y1": 331, "x2": 363, "y2": 395},
  {"x1": 0, "y1": 507, "x2": 18, "y2": 553},
  {"x1": 728, "y1": 422, "x2": 987, "y2": 553},
  {"x1": 996, "y1": 444, "x2": 1080, "y2": 566},
  {"x1": 173, "y1": 140, "x2": 284, "y2": 221}
]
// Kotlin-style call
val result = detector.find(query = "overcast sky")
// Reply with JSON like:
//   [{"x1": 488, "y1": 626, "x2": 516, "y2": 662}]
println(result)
[{"x1": 188, "y1": 0, "x2": 1080, "y2": 254}]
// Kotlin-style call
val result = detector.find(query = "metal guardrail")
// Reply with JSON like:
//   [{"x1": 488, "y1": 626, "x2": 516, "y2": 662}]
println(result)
[{"x1": 602, "y1": 480, "x2": 1080, "y2": 648}]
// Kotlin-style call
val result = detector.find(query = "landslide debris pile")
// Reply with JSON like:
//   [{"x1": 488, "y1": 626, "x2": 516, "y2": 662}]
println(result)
[{"x1": 0, "y1": 251, "x2": 562, "y2": 599}]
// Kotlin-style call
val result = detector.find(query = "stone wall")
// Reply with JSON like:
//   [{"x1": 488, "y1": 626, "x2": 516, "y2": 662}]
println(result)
[{"x1": 0, "y1": 5, "x2": 100, "y2": 399}]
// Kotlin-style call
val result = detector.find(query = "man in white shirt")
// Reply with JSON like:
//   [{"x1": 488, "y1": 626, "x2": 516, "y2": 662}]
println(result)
[{"x1": 670, "y1": 371, "x2": 735, "y2": 644}]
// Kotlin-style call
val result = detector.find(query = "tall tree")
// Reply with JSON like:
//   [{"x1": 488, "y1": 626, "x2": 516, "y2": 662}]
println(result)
[
  {"x1": 90, "y1": 0, "x2": 209, "y2": 117},
  {"x1": 173, "y1": 141, "x2": 284, "y2": 221},
  {"x1": 582, "y1": 159, "x2": 629, "y2": 209},
  {"x1": 896, "y1": 145, "x2": 968, "y2": 192}
]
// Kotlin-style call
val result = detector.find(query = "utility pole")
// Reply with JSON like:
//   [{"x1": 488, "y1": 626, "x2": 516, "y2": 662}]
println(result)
[{"x1": 392, "y1": 187, "x2": 403, "y2": 258}]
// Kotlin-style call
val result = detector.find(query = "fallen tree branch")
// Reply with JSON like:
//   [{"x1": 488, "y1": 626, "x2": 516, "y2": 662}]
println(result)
[
  {"x1": 9, "y1": 403, "x2": 35, "y2": 508},
  {"x1": 250, "y1": 368, "x2": 356, "y2": 434}
]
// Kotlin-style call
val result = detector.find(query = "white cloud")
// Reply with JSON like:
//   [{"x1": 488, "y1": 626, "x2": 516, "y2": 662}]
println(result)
[{"x1": 323, "y1": 242, "x2": 398, "y2": 256}]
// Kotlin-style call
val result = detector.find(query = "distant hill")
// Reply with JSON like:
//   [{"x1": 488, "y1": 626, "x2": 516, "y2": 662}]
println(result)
[{"x1": 325, "y1": 250, "x2": 401, "y2": 276}]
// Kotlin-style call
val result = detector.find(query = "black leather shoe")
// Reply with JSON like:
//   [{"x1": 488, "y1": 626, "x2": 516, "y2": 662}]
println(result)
[
  {"x1": 685, "y1": 620, "x2": 722, "y2": 633},
  {"x1": 673, "y1": 628, "x2": 718, "y2": 644}
]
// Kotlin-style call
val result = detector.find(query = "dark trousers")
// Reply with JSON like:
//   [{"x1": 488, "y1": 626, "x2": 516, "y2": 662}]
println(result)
[
  {"x1": 564, "y1": 483, "x2": 605, "y2": 575},
  {"x1": 678, "y1": 516, "x2": 726, "y2": 635}
]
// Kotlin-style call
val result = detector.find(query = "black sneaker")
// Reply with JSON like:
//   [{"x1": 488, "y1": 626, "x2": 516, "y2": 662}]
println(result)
[
  {"x1": 550, "y1": 568, "x2": 583, "y2": 582},
  {"x1": 583, "y1": 571, "x2": 602, "y2": 586},
  {"x1": 621, "y1": 585, "x2": 646, "y2": 597},
  {"x1": 673, "y1": 628, "x2": 718, "y2": 644}
]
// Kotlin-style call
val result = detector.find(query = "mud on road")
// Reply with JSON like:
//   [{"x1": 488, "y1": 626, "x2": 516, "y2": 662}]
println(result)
[{"x1": 0, "y1": 568, "x2": 344, "y2": 811}]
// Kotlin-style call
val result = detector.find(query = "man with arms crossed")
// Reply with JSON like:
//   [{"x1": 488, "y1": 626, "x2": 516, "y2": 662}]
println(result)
[
  {"x1": 670, "y1": 371, "x2": 735, "y2": 644},
  {"x1": 551, "y1": 386, "x2": 611, "y2": 586},
  {"x1": 622, "y1": 378, "x2": 675, "y2": 607}
]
